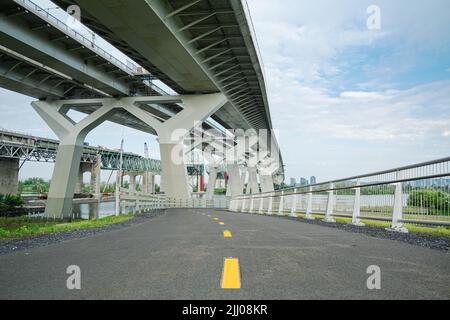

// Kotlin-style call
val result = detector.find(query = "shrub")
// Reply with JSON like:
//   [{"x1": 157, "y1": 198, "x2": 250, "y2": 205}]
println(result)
[
  {"x1": 408, "y1": 189, "x2": 450, "y2": 215},
  {"x1": 0, "y1": 194, "x2": 24, "y2": 215},
  {"x1": 214, "y1": 188, "x2": 227, "y2": 195}
]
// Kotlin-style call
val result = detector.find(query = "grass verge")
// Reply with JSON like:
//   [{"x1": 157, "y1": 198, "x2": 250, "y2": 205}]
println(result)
[
  {"x1": 309, "y1": 214, "x2": 450, "y2": 237},
  {"x1": 263, "y1": 211, "x2": 450, "y2": 237},
  {"x1": 0, "y1": 214, "x2": 133, "y2": 239}
]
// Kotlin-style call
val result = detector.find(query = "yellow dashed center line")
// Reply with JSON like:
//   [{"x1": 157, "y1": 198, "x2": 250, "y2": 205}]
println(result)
[
  {"x1": 221, "y1": 258, "x2": 241, "y2": 289},
  {"x1": 219, "y1": 222, "x2": 225, "y2": 225},
  {"x1": 223, "y1": 230, "x2": 232, "y2": 238},
  {"x1": 213, "y1": 218, "x2": 219, "y2": 221}
]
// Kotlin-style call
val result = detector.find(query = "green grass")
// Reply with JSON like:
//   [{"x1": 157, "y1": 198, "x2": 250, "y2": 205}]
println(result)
[{"x1": 0, "y1": 214, "x2": 133, "y2": 239}]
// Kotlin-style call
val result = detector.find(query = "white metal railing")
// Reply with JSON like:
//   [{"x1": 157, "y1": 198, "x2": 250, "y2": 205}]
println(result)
[
  {"x1": 118, "y1": 188, "x2": 229, "y2": 214},
  {"x1": 15, "y1": 0, "x2": 143, "y2": 76},
  {"x1": 231, "y1": 157, "x2": 450, "y2": 231}
]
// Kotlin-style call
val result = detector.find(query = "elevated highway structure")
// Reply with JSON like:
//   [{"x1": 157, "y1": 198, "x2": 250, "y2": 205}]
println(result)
[{"x1": 0, "y1": 0, "x2": 284, "y2": 218}]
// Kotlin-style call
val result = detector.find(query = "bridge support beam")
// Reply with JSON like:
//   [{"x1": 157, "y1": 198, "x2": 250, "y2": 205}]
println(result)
[
  {"x1": 226, "y1": 163, "x2": 243, "y2": 198},
  {"x1": 247, "y1": 166, "x2": 259, "y2": 194},
  {"x1": 75, "y1": 162, "x2": 94, "y2": 194},
  {"x1": 260, "y1": 174, "x2": 275, "y2": 193},
  {"x1": 129, "y1": 174, "x2": 137, "y2": 193},
  {"x1": 124, "y1": 93, "x2": 227, "y2": 201},
  {"x1": 142, "y1": 172, "x2": 155, "y2": 194},
  {"x1": 0, "y1": 158, "x2": 19, "y2": 195},
  {"x1": 241, "y1": 167, "x2": 248, "y2": 195},
  {"x1": 91, "y1": 156, "x2": 102, "y2": 199},
  {"x1": 32, "y1": 100, "x2": 119, "y2": 219}
]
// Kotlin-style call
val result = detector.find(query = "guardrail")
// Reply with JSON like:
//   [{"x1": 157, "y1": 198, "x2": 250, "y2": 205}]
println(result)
[
  {"x1": 118, "y1": 189, "x2": 229, "y2": 214},
  {"x1": 230, "y1": 157, "x2": 450, "y2": 231},
  {"x1": 14, "y1": 0, "x2": 142, "y2": 76}
]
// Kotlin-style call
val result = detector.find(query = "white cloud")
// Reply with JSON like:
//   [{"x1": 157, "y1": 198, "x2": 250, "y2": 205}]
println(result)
[
  {"x1": 247, "y1": 0, "x2": 450, "y2": 180},
  {"x1": 339, "y1": 91, "x2": 385, "y2": 100},
  {"x1": 273, "y1": 79, "x2": 450, "y2": 141}
]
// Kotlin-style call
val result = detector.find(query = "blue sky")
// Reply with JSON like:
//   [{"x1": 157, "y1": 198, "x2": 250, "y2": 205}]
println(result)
[
  {"x1": 247, "y1": 0, "x2": 450, "y2": 181},
  {"x1": 0, "y1": 0, "x2": 449, "y2": 183}
]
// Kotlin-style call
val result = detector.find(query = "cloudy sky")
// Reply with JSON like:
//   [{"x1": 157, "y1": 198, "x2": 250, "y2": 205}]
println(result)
[
  {"x1": 247, "y1": 0, "x2": 450, "y2": 181},
  {"x1": 0, "y1": 0, "x2": 449, "y2": 183}
]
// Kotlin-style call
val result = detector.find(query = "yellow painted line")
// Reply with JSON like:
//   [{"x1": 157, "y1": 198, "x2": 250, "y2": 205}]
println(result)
[
  {"x1": 221, "y1": 258, "x2": 241, "y2": 289},
  {"x1": 219, "y1": 222, "x2": 225, "y2": 225},
  {"x1": 213, "y1": 218, "x2": 219, "y2": 221},
  {"x1": 207, "y1": 215, "x2": 212, "y2": 218},
  {"x1": 223, "y1": 230, "x2": 232, "y2": 238}
]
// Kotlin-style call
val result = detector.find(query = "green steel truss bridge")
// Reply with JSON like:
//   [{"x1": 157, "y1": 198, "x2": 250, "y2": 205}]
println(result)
[{"x1": 0, "y1": 129, "x2": 162, "y2": 173}]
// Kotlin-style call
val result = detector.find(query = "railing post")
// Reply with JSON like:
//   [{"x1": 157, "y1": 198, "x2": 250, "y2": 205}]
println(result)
[
  {"x1": 278, "y1": 191, "x2": 285, "y2": 215},
  {"x1": 259, "y1": 196, "x2": 264, "y2": 214},
  {"x1": 267, "y1": 192, "x2": 273, "y2": 215},
  {"x1": 120, "y1": 200, "x2": 126, "y2": 215},
  {"x1": 387, "y1": 171, "x2": 408, "y2": 233},
  {"x1": 324, "y1": 183, "x2": 336, "y2": 223},
  {"x1": 241, "y1": 197, "x2": 247, "y2": 213},
  {"x1": 351, "y1": 179, "x2": 364, "y2": 226},
  {"x1": 305, "y1": 186, "x2": 315, "y2": 220},
  {"x1": 249, "y1": 195, "x2": 255, "y2": 213},
  {"x1": 290, "y1": 189, "x2": 298, "y2": 217},
  {"x1": 135, "y1": 197, "x2": 140, "y2": 214}
]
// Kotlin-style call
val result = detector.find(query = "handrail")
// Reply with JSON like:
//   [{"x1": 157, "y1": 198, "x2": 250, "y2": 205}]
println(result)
[
  {"x1": 14, "y1": 0, "x2": 142, "y2": 76},
  {"x1": 230, "y1": 157, "x2": 450, "y2": 229},
  {"x1": 241, "y1": 156, "x2": 450, "y2": 198}
]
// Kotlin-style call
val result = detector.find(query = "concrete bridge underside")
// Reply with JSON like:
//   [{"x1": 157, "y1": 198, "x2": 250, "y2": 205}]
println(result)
[{"x1": 0, "y1": 0, "x2": 283, "y2": 218}]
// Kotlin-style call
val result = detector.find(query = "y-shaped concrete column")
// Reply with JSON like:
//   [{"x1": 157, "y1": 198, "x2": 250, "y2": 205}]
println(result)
[
  {"x1": 225, "y1": 133, "x2": 258, "y2": 197},
  {"x1": 226, "y1": 164, "x2": 243, "y2": 198},
  {"x1": 32, "y1": 100, "x2": 120, "y2": 219},
  {"x1": 247, "y1": 166, "x2": 260, "y2": 194},
  {"x1": 258, "y1": 156, "x2": 277, "y2": 193},
  {"x1": 260, "y1": 174, "x2": 275, "y2": 193},
  {"x1": 207, "y1": 165, "x2": 219, "y2": 200},
  {"x1": 124, "y1": 94, "x2": 227, "y2": 200},
  {"x1": 241, "y1": 167, "x2": 249, "y2": 194}
]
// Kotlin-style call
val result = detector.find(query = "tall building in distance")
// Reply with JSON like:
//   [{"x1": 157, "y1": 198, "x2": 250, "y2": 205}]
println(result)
[
  {"x1": 310, "y1": 176, "x2": 317, "y2": 185},
  {"x1": 289, "y1": 177, "x2": 296, "y2": 186},
  {"x1": 300, "y1": 177, "x2": 309, "y2": 186}
]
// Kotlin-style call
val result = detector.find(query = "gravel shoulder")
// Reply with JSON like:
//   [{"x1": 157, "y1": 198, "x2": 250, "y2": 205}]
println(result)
[
  {"x1": 0, "y1": 210, "x2": 166, "y2": 256},
  {"x1": 238, "y1": 211, "x2": 450, "y2": 252}
]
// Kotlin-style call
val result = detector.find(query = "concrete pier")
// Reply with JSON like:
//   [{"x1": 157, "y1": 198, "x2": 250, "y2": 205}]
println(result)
[{"x1": 0, "y1": 158, "x2": 19, "y2": 195}]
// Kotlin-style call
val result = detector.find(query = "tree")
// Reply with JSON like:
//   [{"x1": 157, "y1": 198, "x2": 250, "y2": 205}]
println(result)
[
  {"x1": 18, "y1": 178, "x2": 50, "y2": 193},
  {"x1": 408, "y1": 189, "x2": 450, "y2": 215}
]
